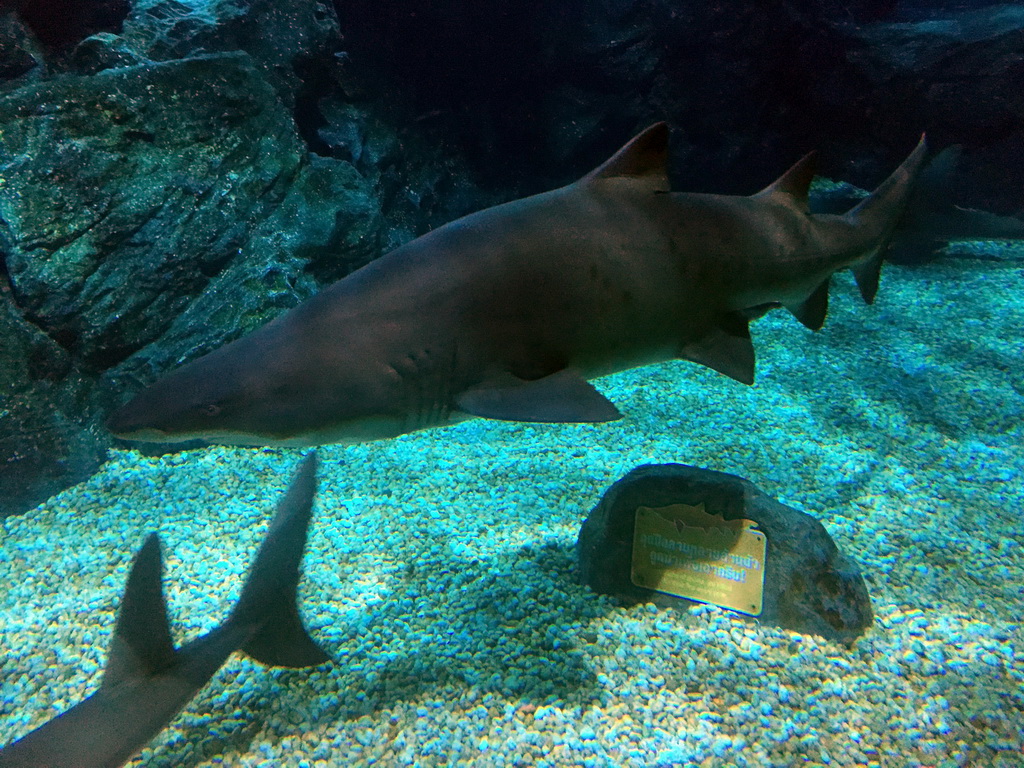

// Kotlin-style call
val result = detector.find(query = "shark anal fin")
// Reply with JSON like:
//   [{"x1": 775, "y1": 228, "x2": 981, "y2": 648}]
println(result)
[
  {"x1": 785, "y1": 278, "x2": 831, "y2": 330},
  {"x1": 680, "y1": 315, "x2": 756, "y2": 385},
  {"x1": 101, "y1": 534, "x2": 178, "y2": 691},
  {"x1": 851, "y1": 256, "x2": 882, "y2": 304},
  {"x1": 456, "y1": 369, "x2": 623, "y2": 423},
  {"x1": 236, "y1": 452, "x2": 330, "y2": 668}
]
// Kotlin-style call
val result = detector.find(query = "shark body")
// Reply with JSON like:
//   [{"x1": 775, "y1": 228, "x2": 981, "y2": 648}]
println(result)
[
  {"x1": 107, "y1": 123, "x2": 927, "y2": 447},
  {"x1": 0, "y1": 454, "x2": 329, "y2": 768}
]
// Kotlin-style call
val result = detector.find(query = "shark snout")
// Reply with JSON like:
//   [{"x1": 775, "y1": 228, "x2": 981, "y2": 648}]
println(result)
[{"x1": 105, "y1": 399, "x2": 176, "y2": 442}]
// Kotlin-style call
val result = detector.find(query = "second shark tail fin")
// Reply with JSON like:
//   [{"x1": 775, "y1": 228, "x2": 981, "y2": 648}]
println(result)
[
  {"x1": 230, "y1": 452, "x2": 331, "y2": 668},
  {"x1": 99, "y1": 534, "x2": 178, "y2": 692},
  {"x1": 843, "y1": 135, "x2": 929, "y2": 303}
]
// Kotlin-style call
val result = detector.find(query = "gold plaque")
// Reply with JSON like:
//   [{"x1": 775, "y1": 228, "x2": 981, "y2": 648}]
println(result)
[{"x1": 631, "y1": 503, "x2": 766, "y2": 616}]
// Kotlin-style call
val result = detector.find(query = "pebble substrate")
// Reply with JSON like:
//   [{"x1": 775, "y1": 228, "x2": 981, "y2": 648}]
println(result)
[{"x1": 2, "y1": 256, "x2": 1022, "y2": 767}]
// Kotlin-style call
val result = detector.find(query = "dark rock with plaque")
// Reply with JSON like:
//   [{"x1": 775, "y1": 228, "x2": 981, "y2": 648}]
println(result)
[{"x1": 577, "y1": 464, "x2": 872, "y2": 643}]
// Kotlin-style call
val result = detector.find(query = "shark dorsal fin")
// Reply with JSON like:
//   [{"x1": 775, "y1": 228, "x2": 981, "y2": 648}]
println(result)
[
  {"x1": 582, "y1": 122, "x2": 671, "y2": 192},
  {"x1": 756, "y1": 151, "x2": 817, "y2": 212}
]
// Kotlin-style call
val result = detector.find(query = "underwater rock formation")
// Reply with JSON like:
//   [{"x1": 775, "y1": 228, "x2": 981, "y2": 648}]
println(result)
[
  {"x1": 0, "y1": 53, "x2": 310, "y2": 371},
  {"x1": 0, "y1": 17, "x2": 387, "y2": 508},
  {"x1": 0, "y1": 0, "x2": 130, "y2": 54},
  {"x1": 334, "y1": 0, "x2": 1020, "y2": 213},
  {"x1": 0, "y1": 9, "x2": 41, "y2": 80},
  {"x1": 577, "y1": 464, "x2": 873, "y2": 643},
  {"x1": 121, "y1": 0, "x2": 342, "y2": 108},
  {"x1": 0, "y1": 297, "x2": 104, "y2": 517},
  {"x1": 836, "y1": 3, "x2": 1024, "y2": 215}
]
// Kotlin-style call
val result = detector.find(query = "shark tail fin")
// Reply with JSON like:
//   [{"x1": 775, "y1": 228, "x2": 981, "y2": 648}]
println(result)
[
  {"x1": 230, "y1": 452, "x2": 331, "y2": 669},
  {"x1": 844, "y1": 134, "x2": 929, "y2": 303},
  {"x1": 100, "y1": 534, "x2": 180, "y2": 691}
]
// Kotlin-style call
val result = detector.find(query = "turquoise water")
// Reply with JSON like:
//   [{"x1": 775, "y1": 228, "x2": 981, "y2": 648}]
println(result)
[{"x1": 2, "y1": 251, "x2": 1022, "y2": 766}]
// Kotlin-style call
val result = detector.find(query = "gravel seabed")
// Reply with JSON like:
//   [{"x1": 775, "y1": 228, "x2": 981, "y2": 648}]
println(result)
[{"x1": 2, "y1": 255, "x2": 1023, "y2": 768}]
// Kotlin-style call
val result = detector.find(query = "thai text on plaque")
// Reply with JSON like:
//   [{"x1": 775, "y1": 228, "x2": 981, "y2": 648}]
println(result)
[{"x1": 631, "y1": 503, "x2": 766, "y2": 615}]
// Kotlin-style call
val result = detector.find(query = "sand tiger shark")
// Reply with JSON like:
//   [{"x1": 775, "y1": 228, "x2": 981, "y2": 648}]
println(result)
[
  {"x1": 0, "y1": 454, "x2": 329, "y2": 768},
  {"x1": 107, "y1": 123, "x2": 927, "y2": 446}
]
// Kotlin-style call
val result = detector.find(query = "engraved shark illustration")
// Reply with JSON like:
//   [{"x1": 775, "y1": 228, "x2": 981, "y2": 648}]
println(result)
[
  {"x1": 107, "y1": 123, "x2": 927, "y2": 447},
  {"x1": 0, "y1": 454, "x2": 329, "y2": 768}
]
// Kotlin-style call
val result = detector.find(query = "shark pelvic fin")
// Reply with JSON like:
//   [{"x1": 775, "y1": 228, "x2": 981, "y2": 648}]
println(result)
[
  {"x1": 234, "y1": 452, "x2": 330, "y2": 668},
  {"x1": 756, "y1": 151, "x2": 818, "y2": 213},
  {"x1": 455, "y1": 369, "x2": 623, "y2": 423},
  {"x1": 101, "y1": 534, "x2": 178, "y2": 691},
  {"x1": 679, "y1": 314, "x2": 756, "y2": 385},
  {"x1": 785, "y1": 278, "x2": 831, "y2": 330},
  {"x1": 582, "y1": 122, "x2": 671, "y2": 192}
]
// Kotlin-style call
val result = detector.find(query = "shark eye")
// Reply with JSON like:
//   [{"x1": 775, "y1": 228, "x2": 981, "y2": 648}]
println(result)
[{"x1": 203, "y1": 403, "x2": 222, "y2": 417}]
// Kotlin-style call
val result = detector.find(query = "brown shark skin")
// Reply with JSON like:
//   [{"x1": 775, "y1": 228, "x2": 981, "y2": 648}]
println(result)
[{"x1": 106, "y1": 123, "x2": 927, "y2": 447}]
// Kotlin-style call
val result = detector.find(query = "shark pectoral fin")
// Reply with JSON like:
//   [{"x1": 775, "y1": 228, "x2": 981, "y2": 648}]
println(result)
[
  {"x1": 680, "y1": 315, "x2": 756, "y2": 385},
  {"x1": 101, "y1": 533, "x2": 178, "y2": 691},
  {"x1": 785, "y1": 278, "x2": 831, "y2": 330},
  {"x1": 455, "y1": 369, "x2": 623, "y2": 423}
]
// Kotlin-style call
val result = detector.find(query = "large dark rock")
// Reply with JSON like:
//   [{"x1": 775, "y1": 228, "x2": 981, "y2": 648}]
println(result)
[
  {"x1": 833, "y1": 4, "x2": 1024, "y2": 214},
  {"x1": 0, "y1": 293, "x2": 105, "y2": 516},
  {"x1": 0, "y1": 49, "x2": 386, "y2": 512},
  {"x1": 0, "y1": 53, "x2": 311, "y2": 372},
  {"x1": 577, "y1": 464, "x2": 873, "y2": 643},
  {"x1": 0, "y1": 0, "x2": 130, "y2": 54},
  {"x1": 122, "y1": 0, "x2": 342, "y2": 107},
  {"x1": 333, "y1": 0, "x2": 1021, "y2": 214},
  {"x1": 0, "y1": 10, "x2": 42, "y2": 81}
]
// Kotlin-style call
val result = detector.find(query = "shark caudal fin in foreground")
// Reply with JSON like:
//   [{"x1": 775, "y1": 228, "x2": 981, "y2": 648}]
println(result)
[
  {"x1": 232, "y1": 453, "x2": 330, "y2": 667},
  {"x1": 843, "y1": 135, "x2": 929, "y2": 305},
  {"x1": 0, "y1": 453, "x2": 328, "y2": 768}
]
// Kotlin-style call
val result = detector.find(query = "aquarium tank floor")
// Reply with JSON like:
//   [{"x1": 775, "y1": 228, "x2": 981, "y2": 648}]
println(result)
[{"x1": 2, "y1": 252, "x2": 1022, "y2": 766}]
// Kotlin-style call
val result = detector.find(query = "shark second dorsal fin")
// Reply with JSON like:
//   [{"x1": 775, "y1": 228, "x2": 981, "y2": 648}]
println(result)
[
  {"x1": 101, "y1": 534, "x2": 178, "y2": 691},
  {"x1": 755, "y1": 151, "x2": 817, "y2": 213},
  {"x1": 581, "y1": 122, "x2": 671, "y2": 192}
]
